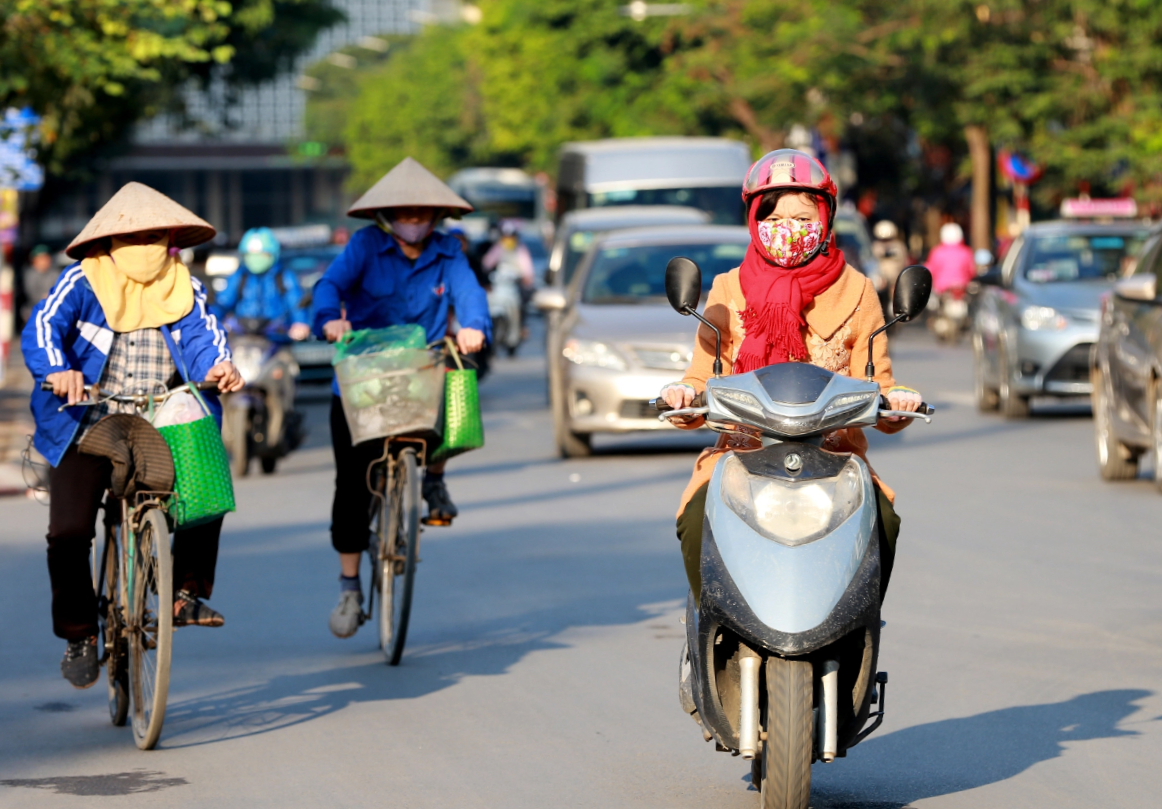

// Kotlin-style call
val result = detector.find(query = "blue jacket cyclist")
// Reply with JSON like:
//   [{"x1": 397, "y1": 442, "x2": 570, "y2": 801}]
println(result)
[
  {"x1": 214, "y1": 227, "x2": 311, "y2": 340},
  {"x1": 21, "y1": 183, "x2": 244, "y2": 690},
  {"x1": 312, "y1": 157, "x2": 490, "y2": 639}
]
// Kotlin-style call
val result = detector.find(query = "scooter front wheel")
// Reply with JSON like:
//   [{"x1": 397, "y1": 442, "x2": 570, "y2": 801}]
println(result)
[{"x1": 761, "y1": 656, "x2": 812, "y2": 809}]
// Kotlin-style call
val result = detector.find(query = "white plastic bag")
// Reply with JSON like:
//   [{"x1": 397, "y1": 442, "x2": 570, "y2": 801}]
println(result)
[{"x1": 152, "y1": 391, "x2": 207, "y2": 428}]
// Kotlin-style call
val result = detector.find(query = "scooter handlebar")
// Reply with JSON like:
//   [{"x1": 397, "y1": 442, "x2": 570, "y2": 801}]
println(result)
[{"x1": 651, "y1": 392, "x2": 705, "y2": 412}]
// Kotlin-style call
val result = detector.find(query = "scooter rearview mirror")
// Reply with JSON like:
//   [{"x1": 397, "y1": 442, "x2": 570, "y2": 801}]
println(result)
[
  {"x1": 666, "y1": 256, "x2": 723, "y2": 377},
  {"x1": 666, "y1": 257, "x2": 702, "y2": 315},
  {"x1": 892, "y1": 265, "x2": 933, "y2": 322}
]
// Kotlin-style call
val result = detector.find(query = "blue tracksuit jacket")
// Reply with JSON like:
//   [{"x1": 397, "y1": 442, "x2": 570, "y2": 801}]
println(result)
[{"x1": 21, "y1": 264, "x2": 232, "y2": 466}]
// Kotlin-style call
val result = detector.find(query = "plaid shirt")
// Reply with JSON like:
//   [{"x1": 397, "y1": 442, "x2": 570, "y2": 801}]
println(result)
[{"x1": 80, "y1": 328, "x2": 177, "y2": 437}]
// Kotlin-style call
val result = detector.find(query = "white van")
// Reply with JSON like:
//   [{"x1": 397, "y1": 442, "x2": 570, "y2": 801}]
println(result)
[{"x1": 555, "y1": 137, "x2": 752, "y2": 225}]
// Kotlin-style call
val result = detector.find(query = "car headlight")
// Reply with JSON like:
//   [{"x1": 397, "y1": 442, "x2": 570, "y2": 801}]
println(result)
[
  {"x1": 1021, "y1": 305, "x2": 1068, "y2": 331},
  {"x1": 563, "y1": 339, "x2": 627, "y2": 371},
  {"x1": 720, "y1": 454, "x2": 863, "y2": 547}
]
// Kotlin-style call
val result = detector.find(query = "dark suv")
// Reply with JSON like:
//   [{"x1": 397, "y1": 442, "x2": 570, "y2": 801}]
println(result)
[{"x1": 1091, "y1": 224, "x2": 1162, "y2": 491}]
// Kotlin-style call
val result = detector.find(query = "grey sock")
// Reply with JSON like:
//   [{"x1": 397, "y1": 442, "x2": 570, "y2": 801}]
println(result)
[{"x1": 339, "y1": 574, "x2": 361, "y2": 592}]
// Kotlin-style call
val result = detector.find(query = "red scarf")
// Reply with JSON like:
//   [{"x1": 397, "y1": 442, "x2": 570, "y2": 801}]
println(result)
[{"x1": 735, "y1": 196, "x2": 846, "y2": 373}]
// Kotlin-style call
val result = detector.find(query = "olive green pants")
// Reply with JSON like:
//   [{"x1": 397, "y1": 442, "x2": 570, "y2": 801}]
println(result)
[{"x1": 676, "y1": 482, "x2": 901, "y2": 600}]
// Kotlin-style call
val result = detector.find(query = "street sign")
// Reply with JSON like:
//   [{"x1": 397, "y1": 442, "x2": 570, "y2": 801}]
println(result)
[{"x1": 0, "y1": 108, "x2": 44, "y2": 192}]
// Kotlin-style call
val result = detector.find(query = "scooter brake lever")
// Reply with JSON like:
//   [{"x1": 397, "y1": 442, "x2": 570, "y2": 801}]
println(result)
[
  {"x1": 878, "y1": 410, "x2": 932, "y2": 424},
  {"x1": 658, "y1": 407, "x2": 709, "y2": 422}
]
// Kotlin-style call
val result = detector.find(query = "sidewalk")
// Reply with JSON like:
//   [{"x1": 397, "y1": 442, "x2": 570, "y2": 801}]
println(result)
[{"x1": 0, "y1": 343, "x2": 40, "y2": 496}]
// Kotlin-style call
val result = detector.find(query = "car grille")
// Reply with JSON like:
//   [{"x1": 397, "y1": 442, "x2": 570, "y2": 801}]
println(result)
[
  {"x1": 629, "y1": 346, "x2": 692, "y2": 371},
  {"x1": 1045, "y1": 343, "x2": 1093, "y2": 383},
  {"x1": 619, "y1": 400, "x2": 658, "y2": 420}
]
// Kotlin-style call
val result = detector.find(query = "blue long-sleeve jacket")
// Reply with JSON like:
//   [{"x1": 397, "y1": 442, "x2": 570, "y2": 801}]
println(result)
[
  {"x1": 312, "y1": 227, "x2": 491, "y2": 392},
  {"x1": 212, "y1": 263, "x2": 308, "y2": 326},
  {"x1": 22, "y1": 264, "x2": 232, "y2": 466}
]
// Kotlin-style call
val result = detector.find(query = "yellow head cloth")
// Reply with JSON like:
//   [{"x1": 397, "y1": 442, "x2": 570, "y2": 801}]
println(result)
[{"x1": 80, "y1": 234, "x2": 194, "y2": 332}]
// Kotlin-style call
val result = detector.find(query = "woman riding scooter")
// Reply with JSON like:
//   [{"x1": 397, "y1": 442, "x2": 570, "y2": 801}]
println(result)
[{"x1": 659, "y1": 150, "x2": 922, "y2": 601}]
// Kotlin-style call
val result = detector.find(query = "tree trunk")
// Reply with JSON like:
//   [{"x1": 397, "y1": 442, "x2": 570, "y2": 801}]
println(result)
[{"x1": 965, "y1": 124, "x2": 991, "y2": 251}]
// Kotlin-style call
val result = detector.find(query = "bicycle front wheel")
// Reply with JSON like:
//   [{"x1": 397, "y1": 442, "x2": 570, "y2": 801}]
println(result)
[
  {"x1": 100, "y1": 529, "x2": 128, "y2": 726},
  {"x1": 377, "y1": 447, "x2": 420, "y2": 666},
  {"x1": 128, "y1": 508, "x2": 173, "y2": 750}
]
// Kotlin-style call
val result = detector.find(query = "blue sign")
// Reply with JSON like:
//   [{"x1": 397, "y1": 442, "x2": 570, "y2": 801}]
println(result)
[{"x1": 0, "y1": 108, "x2": 44, "y2": 191}]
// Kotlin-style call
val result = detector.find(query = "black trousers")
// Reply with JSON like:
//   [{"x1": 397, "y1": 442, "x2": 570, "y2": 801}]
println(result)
[
  {"x1": 329, "y1": 396, "x2": 387, "y2": 554},
  {"x1": 675, "y1": 482, "x2": 901, "y2": 601},
  {"x1": 47, "y1": 445, "x2": 223, "y2": 641}
]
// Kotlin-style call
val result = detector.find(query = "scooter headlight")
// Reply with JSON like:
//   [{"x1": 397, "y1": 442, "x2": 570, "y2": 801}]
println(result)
[
  {"x1": 233, "y1": 344, "x2": 265, "y2": 385},
  {"x1": 720, "y1": 455, "x2": 864, "y2": 547}
]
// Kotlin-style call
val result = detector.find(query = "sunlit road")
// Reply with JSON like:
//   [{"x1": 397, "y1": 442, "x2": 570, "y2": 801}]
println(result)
[{"x1": 1, "y1": 323, "x2": 1160, "y2": 808}]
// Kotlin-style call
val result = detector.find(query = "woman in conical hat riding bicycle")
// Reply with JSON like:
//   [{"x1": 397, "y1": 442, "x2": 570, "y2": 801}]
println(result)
[
  {"x1": 658, "y1": 150, "x2": 922, "y2": 601},
  {"x1": 313, "y1": 157, "x2": 491, "y2": 639},
  {"x1": 22, "y1": 182, "x2": 243, "y2": 690}
]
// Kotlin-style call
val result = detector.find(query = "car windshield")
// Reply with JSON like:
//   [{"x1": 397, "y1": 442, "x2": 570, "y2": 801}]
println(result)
[
  {"x1": 562, "y1": 229, "x2": 599, "y2": 285},
  {"x1": 582, "y1": 240, "x2": 748, "y2": 304},
  {"x1": 1024, "y1": 232, "x2": 1147, "y2": 283},
  {"x1": 457, "y1": 185, "x2": 538, "y2": 220},
  {"x1": 587, "y1": 186, "x2": 744, "y2": 225}
]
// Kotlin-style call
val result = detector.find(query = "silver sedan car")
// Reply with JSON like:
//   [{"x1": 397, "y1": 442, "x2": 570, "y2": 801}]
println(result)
[
  {"x1": 972, "y1": 221, "x2": 1149, "y2": 418},
  {"x1": 537, "y1": 225, "x2": 750, "y2": 457}
]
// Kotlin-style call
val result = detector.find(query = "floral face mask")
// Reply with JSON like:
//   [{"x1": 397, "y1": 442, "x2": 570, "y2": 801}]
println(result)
[{"x1": 756, "y1": 219, "x2": 824, "y2": 268}]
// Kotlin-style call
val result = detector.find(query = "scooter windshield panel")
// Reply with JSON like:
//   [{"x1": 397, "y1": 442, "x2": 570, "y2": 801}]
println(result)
[{"x1": 751, "y1": 363, "x2": 835, "y2": 405}]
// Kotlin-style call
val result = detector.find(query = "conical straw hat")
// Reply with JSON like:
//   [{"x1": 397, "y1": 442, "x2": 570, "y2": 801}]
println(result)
[
  {"x1": 66, "y1": 182, "x2": 216, "y2": 259},
  {"x1": 346, "y1": 157, "x2": 473, "y2": 220}
]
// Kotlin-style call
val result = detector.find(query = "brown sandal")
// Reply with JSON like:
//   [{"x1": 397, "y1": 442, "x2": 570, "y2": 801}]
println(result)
[{"x1": 173, "y1": 590, "x2": 224, "y2": 627}]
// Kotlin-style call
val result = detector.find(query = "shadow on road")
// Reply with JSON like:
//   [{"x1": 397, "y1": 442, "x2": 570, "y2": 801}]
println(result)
[
  {"x1": 156, "y1": 510, "x2": 687, "y2": 749},
  {"x1": 810, "y1": 688, "x2": 1152, "y2": 808}
]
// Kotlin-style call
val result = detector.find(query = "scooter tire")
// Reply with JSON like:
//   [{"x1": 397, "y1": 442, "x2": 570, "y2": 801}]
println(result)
[
  {"x1": 226, "y1": 407, "x2": 250, "y2": 477},
  {"x1": 260, "y1": 456, "x2": 278, "y2": 475},
  {"x1": 762, "y1": 656, "x2": 812, "y2": 809}
]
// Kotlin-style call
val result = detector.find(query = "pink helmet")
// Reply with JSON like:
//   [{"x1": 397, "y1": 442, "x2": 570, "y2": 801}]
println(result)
[{"x1": 742, "y1": 149, "x2": 838, "y2": 225}]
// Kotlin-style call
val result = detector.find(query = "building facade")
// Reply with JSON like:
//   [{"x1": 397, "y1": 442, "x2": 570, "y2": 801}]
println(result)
[{"x1": 32, "y1": 0, "x2": 418, "y2": 249}]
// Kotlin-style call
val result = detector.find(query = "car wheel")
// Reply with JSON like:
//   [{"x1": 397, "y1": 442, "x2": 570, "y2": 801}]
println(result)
[
  {"x1": 551, "y1": 371, "x2": 591, "y2": 458},
  {"x1": 1093, "y1": 366, "x2": 1138, "y2": 481},
  {"x1": 559, "y1": 429, "x2": 592, "y2": 458},
  {"x1": 1152, "y1": 380, "x2": 1162, "y2": 494},
  {"x1": 998, "y1": 341, "x2": 1029, "y2": 419},
  {"x1": 973, "y1": 336, "x2": 999, "y2": 412}
]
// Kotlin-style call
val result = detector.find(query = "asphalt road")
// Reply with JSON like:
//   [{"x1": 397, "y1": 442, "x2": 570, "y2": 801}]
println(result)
[{"x1": 1, "y1": 324, "x2": 1160, "y2": 808}]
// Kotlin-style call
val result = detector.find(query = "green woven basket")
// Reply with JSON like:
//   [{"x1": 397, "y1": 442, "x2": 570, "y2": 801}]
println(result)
[
  {"x1": 158, "y1": 386, "x2": 236, "y2": 529},
  {"x1": 431, "y1": 339, "x2": 484, "y2": 464}
]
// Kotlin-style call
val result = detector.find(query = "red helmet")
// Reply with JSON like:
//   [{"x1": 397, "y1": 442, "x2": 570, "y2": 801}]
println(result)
[{"x1": 742, "y1": 149, "x2": 838, "y2": 222}]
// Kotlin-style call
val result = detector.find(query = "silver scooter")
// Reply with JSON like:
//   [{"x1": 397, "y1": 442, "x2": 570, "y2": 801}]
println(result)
[{"x1": 654, "y1": 260, "x2": 933, "y2": 809}]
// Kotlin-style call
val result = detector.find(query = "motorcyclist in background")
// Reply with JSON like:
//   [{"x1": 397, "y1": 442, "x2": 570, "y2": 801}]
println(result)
[
  {"x1": 213, "y1": 228, "x2": 311, "y2": 473},
  {"x1": 213, "y1": 227, "x2": 311, "y2": 341},
  {"x1": 482, "y1": 220, "x2": 535, "y2": 350},
  {"x1": 871, "y1": 220, "x2": 909, "y2": 296},
  {"x1": 926, "y1": 223, "x2": 976, "y2": 296}
]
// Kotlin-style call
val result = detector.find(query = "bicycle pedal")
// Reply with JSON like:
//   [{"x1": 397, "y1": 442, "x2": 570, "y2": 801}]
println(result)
[{"x1": 421, "y1": 516, "x2": 453, "y2": 527}]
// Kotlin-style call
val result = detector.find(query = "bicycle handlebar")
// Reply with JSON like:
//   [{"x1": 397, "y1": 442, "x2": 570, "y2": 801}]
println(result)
[{"x1": 41, "y1": 379, "x2": 221, "y2": 404}]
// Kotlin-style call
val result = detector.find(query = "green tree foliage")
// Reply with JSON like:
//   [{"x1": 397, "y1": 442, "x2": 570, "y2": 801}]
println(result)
[
  {"x1": 318, "y1": 0, "x2": 1162, "y2": 213},
  {"x1": 335, "y1": 28, "x2": 485, "y2": 190},
  {"x1": 0, "y1": 0, "x2": 341, "y2": 176}
]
